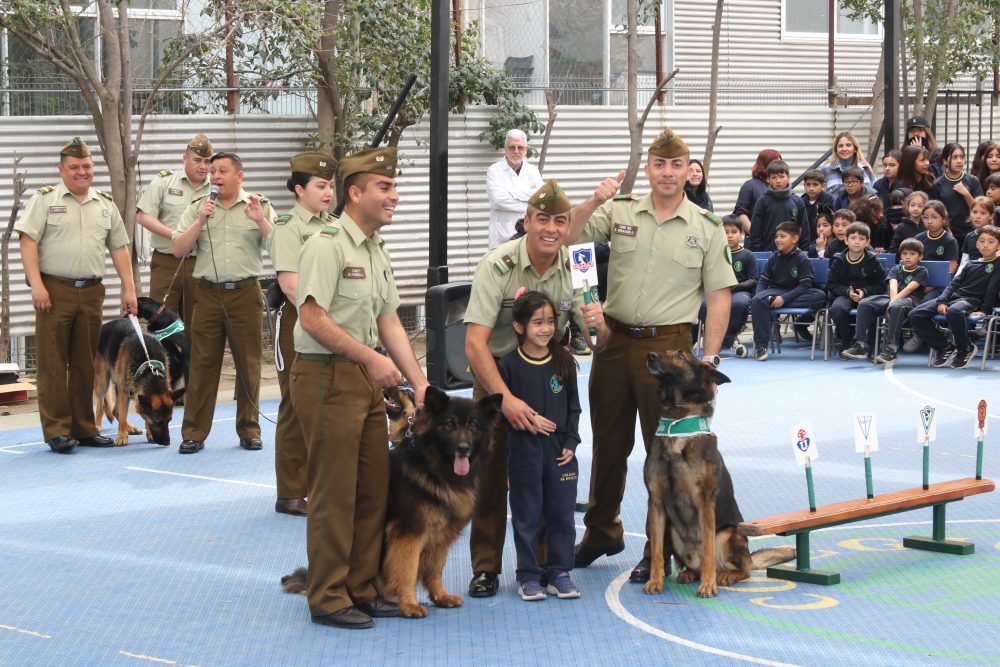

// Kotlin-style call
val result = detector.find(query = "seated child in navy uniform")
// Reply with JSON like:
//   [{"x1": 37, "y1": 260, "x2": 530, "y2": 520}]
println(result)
[
  {"x1": 832, "y1": 165, "x2": 868, "y2": 210},
  {"x1": 914, "y1": 199, "x2": 960, "y2": 300},
  {"x1": 749, "y1": 221, "x2": 827, "y2": 360},
  {"x1": 957, "y1": 196, "x2": 993, "y2": 274},
  {"x1": 889, "y1": 190, "x2": 927, "y2": 256},
  {"x1": 907, "y1": 226, "x2": 1000, "y2": 369},
  {"x1": 827, "y1": 222, "x2": 887, "y2": 353},
  {"x1": 984, "y1": 173, "x2": 1000, "y2": 225},
  {"x1": 498, "y1": 291, "x2": 582, "y2": 601},
  {"x1": 748, "y1": 160, "x2": 811, "y2": 251},
  {"x1": 842, "y1": 238, "x2": 927, "y2": 364},
  {"x1": 807, "y1": 206, "x2": 835, "y2": 258},
  {"x1": 826, "y1": 208, "x2": 853, "y2": 258},
  {"x1": 801, "y1": 168, "x2": 835, "y2": 241},
  {"x1": 698, "y1": 215, "x2": 757, "y2": 358}
]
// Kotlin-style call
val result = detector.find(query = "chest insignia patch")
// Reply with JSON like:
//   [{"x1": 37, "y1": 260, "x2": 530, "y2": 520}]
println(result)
[
  {"x1": 168, "y1": 188, "x2": 184, "y2": 196},
  {"x1": 501, "y1": 298, "x2": 515, "y2": 308},
  {"x1": 559, "y1": 299, "x2": 571, "y2": 311},
  {"x1": 49, "y1": 205, "x2": 67, "y2": 213},
  {"x1": 686, "y1": 234, "x2": 699, "y2": 248},
  {"x1": 343, "y1": 267, "x2": 366, "y2": 279},
  {"x1": 791, "y1": 267, "x2": 799, "y2": 278},
  {"x1": 102, "y1": 208, "x2": 110, "y2": 217},
  {"x1": 613, "y1": 223, "x2": 637, "y2": 237},
  {"x1": 549, "y1": 374, "x2": 564, "y2": 394}
]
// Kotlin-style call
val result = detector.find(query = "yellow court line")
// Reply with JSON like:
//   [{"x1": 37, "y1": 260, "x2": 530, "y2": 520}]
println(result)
[
  {"x1": 124, "y1": 466, "x2": 276, "y2": 489},
  {"x1": 0, "y1": 623, "x2": 52, "y2": 639}
]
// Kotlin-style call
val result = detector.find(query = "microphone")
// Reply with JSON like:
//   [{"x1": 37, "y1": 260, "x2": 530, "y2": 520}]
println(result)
[{"x1": 209, "y1": 185, "x2": 220, "y2": 202}]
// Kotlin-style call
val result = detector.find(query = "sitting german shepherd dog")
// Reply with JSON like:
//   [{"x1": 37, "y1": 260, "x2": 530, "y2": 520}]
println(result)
[
  {"x1": 643, "y1": 350, "x2": 794, "y2": 597},
  {"x1": 282, "y1": 386, "x2": 502, "y2": 618}
]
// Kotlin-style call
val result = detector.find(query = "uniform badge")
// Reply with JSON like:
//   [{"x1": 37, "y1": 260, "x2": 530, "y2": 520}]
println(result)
[
  {"x1": 791, "y1": 267, "x2": 799, "y2": 278},
  {"x1": 612, "y1": 223, "x2": 637, "y2": 237},
  {"x1": 988, "y1": 264, "x2": 995, "y2": 273},
  {"x1": 168, "y1": 188, "x2": 183, "y2": 196},
  {"x1": 559, "y1": 299, "x2": 571, "y2": 311},
  {"x1": 686, "y1": 234, "x2": 699, "y2": 248},
  {"x1": 48, "y1": 205, "x2": 67, "y2": 213},
  {"x1": 549, "y1": 374, "x2": 564, "y2": 394},
  {"x1": 343, "y1": 267, "x2": 366, "y2": 279},
  {"x1": 936, "y1": 246, "x2": 944, "y2": 256},
  {"x1": 501, "y1": 298, "x2": 515, "y2": 308},
  {"x1": 102, "y1": 208, "x2": 110, "y2": 217},
  {"x1": 734, "y1": 260, "x2": 743, "y2": 272}
]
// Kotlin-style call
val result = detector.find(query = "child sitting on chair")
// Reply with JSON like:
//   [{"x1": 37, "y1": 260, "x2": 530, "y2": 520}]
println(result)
[
  {"x1": 749, "y1": 221, "x2": 827, "y2": 361},
  {"x1": 828, "y1": 222, "x2": 887, "y2": 356}
]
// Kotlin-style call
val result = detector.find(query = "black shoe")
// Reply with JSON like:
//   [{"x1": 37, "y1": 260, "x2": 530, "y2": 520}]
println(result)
[
  {"x1": 179, "y1": 439, "x2": 204, "y2": 454},
  {"x1": 875, "y1": 348, "x2": 897, "y2": 365},
  {"x1": 629, "y1": 556, "x2": 652, "y2": 583},
  {"x1": 353, "y1": 597, "x2": 400, "y2": 618},
  {"x1": 312, "y1": 606, "x2": 374, "y2": 629},
  {"x1": 573, "y1": 541, "x2": 626, "y2": 568},
  {"x1": 931, "y1": 344, "x2": 957, "y2": 368},
  {"x1": 239, "y1": 437, "x2": 263, "y2": 450},
  {"x1": 47, "y1": 435, "x2": 78, "y2": 454},
  {"x1": 275, "y1": 498, "x2": 308, "y2": 516},
  {"x1": 76, "y1": 434, "x2": 114, "y2": 447},
  {"x1": 468, "y1": 571, "x2": 500, "y2": 598},
  {"x1": 840, "y1": 342, "x2": 867, "y2": 361},
  {"x1": 952, "y1": 344, "x2": 978, "y2": 369}
]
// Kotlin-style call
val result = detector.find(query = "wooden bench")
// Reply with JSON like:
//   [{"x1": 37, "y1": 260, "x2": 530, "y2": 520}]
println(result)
[{"x1": 737, "y1": 477, "x2": 995, "y2": 585}]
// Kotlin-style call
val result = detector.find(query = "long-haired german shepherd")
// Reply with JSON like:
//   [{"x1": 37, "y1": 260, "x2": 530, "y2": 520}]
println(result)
[
  {"x1": 643, "y1": 350, "x2": 794, "y2": 597},
  {"x1": 93, "y1": 317, "x2": 175, "y2": 446},
  {"x1": 137, "y1": 296, "x2": 189, "y2": 400},
  {"x1": 282, "y1": 386, "x2": 502, "y2": 618}
]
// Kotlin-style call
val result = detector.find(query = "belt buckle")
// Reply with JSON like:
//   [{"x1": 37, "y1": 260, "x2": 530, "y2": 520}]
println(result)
[
  {"x1": 73, "y1": 280, "x2": 86, "y2": 288},
  {"x1": 648, "y1": 326, "x2": 657, "y2": 337},
  {"x1": 628, "y1": 327, "x2": 642, "y2": 339},
  {"x1": 224, "y1": 281, "x2": 236, "y2": 290}
]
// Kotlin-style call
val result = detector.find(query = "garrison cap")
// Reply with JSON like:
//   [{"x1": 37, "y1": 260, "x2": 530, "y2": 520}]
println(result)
[
  {"x1": 60, "y1": 137, "x2": 91, "y2": 159},
  {"x1": 290, "y1": 151, "x2": 337, "y2": 179},
  {"x1": 527, "y1": 179, "x2": 571, "y2": 214},
  {"x1": 648, "y1": 128, "x2": 689, "y2": 158},
  {"x1": 340, "y1": 147, "x2": 398, "y2": 184},
  {"x1": 186, "y1": 133, "x2": 214, "y2": 157}
]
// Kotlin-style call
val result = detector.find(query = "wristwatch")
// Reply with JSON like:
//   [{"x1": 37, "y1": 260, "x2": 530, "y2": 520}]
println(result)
[{"x1": 703, "y1": 354, "x2": 721, "y2": 367}]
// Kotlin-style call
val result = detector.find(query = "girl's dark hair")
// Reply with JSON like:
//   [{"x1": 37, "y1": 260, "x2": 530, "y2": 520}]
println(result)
[
  {"x1": 922, "y1": 200, "x2": 950, "y2": 229},
  {"x1": 972, "y1": 140, "x2": 1000, "y2": 185},
  {"x1": 286, "y1": 171, "x2": 314, "y2": 195},
  {"x1": 511, "y1": 291, "x2": 577, "y2": 381},
  {"x1": 849, "y1": 194, "x2": 883, "y2": 226},
  {"x1": 940, "y1": 142, "x2": 966, "y2": 167},
  {"x1": 897, "y1": 145, "x2": 934, "y2": 192},
  {"x1": 888, "y1": 189, "x2": 907, "y2": 207},
  {"x1": 815, "y1": 206, "x2": 834, "y2": 227}
]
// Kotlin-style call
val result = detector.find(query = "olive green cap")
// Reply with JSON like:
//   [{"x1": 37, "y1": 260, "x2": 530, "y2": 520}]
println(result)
[
  {"x1": 290, "y1": 151, "x2": 337, "y2": 179},
  {"x1": 340, "y1": 147, "x2": 398, "y2": 184},
  {"x1": 187, "y1": 133, "x2": 214, "y2": 157},
  {"x1": 648, "y1": 128, "x2": 689, "y2": 158},
  {"x1": 60, "y1": 137, "x2": 91, "y2": 159},
  {"x1": 527, "y1": 179, "x2": 572, "y2": 214}
]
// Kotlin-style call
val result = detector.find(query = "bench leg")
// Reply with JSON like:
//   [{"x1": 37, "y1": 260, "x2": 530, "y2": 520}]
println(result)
[
  {"x1": 902, "y1": 503, "x2": 975, "y2": 555},
  {"x1": 766, "y1": 532, "x2": 841, "y2": 585}
]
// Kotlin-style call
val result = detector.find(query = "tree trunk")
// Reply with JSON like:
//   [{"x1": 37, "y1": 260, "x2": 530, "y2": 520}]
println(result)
[
  {"x1": 901, "y1": 11, "x2": 910, "y2": 120},
  {"x1": 912, "y1": 0, "x2": 925, "y2": 116},
  {"x1": 623, "y1": 0, "x2": 642, "y2": 195},
  {"x1": 317, "y1": 0, "x2": 344, "y2": 198},
  {"x1": 537, "y1": 89, "x2": 559, "y2": 176},
  {"x1": 702, "y1": 0, "x2": 724, "y2": 175},
  {"x1": 923, "y1": 0, "x2": 960, "y2": 125},
  {"x1": 867, "y1": 46, "x2": 885, "y2": 165},
  {"x1": 1, "y1": 156, "x2": 26, "y2": 364}
]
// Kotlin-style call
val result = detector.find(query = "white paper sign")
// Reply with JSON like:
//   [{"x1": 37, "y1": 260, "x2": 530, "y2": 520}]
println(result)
[
  {"x1": 917, "y1": 405, "x2": 937, "y2": 444},
  {"x1": 568, "y1": 242, "x2": 600, "y2": 290},
  {"x1": 791, "y1": 421, "x2": 818, "y2": 467},
  {"x1": 853, "y1": 412, "x2": 879, "y2": 453}
]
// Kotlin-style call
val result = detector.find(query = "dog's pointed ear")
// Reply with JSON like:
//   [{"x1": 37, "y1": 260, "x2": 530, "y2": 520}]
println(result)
[
  {"x1": 171, "y1": 388, "x2": 186, "y2": 403},
  {"x1": 423, "y1": 385, "x2": 449, "y2": 413},
  {"x1": 708, "y1": 366, "x2": 731, "y2": 385},
  {"x1": 477, "y1": 393, "x2": 503, "y2": 424}
]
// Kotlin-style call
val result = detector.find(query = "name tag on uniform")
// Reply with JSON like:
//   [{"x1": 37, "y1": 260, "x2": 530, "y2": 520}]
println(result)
[
  {"x1": 168, "y1": 188, "x2": 184, "y2": 196},
  {"x1": 102, "y1": 208, "x2": 110, "y2": 217},
  {"x1": 49, "y1": 205, "x2": 67, "y2": 213},
  {"x1": 343, "y1": 267, "x2": 366, "y2": 279},
  {"x1": 501, "y1": 298, "x2": 515, "y2": 308},
  {"x1": 613, "y1": 223, "x2": 637, "y2": 237}
]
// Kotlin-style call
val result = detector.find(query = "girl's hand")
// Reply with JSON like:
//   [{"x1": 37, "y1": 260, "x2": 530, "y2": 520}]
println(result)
[{"x1": 556, "y1": 448, "x2": 575, "y2": 466}]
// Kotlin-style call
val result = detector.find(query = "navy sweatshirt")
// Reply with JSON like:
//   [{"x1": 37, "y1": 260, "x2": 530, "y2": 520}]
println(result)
[
  {"x1": 748, "y1": 188, "x2": 812, "y2": 251},
  {"x1": 827, "y1": 249, "x2": 887, "y2": 298},
  {"x1": 498, "y1": 348, "x2": 581, "y2": 452},
  {"x1": 756, "y1": 248, "x2": 815, "y2": 302},
  {"x1": 730, "y1": 246, "x2": 759, "y2": 292},
  {"x1": 936, "y1": 256, "x2": 1000, "y2": 312}
]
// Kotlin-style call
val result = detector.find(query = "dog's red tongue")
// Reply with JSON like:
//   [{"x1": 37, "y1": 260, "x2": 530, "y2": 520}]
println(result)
[{"x1": 454, "y1": 455, "x2": 470, "y2": 476}]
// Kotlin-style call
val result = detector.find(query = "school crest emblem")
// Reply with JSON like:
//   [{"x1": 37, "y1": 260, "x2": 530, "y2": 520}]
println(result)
[
  {"x1": 936, "y1": 246, "x2": 944, "y2": 256},
  {"x1": 549, "y1": 374, "x2": 564, "y2": 394},
  {"x1": 791, "y1": 267, "x2": 799, "y2": 278},
  {"x1": 734, "y1": 260, "x2": 743, "y2": 272}
]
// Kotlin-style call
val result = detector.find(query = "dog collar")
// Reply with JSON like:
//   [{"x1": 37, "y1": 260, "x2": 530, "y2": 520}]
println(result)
[
  {"x1": 655, "y1": 415, "x2": 711, "y2": 437},
  {"x1": 152, "y1": 319, "x2": 185, "y2": 341},
  {"x1": 135, "y1": 359, "x2": 166, "y2": 379}
]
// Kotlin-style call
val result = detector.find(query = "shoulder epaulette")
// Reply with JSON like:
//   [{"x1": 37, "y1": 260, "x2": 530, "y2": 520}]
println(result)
[
  {"x1": 97, "y1": 191, "x2": 114, "y2": 201},
  {"x1": 256, "y1": 193, "x2": 269, "y2": 204},
  {"x1": 493, "y1": 254, "x2": 516, "y2": 275},
  {"x1": 700, "y1": 209, "x2": 721, "y2": 224},
  {"x1": 275, "y1": 214, "x2": 292, "y2": 225},
  {"x1": 37, "y1": 186, "x2": 54, "y2": 195},
  {"x1": 614, "y1": 194, "x2": 636, "y2": 201},
  {"x1": 319, "y1": 225, "x2": 339, "y2": 237},
  {"x1": 159, "y1": 169, "x2": 173, "y2": 177}
]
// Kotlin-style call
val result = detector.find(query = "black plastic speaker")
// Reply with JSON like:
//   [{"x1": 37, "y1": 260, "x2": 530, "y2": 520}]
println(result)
[{"x1": 425, "y1": 282, "x2": 474, "y2": 389}]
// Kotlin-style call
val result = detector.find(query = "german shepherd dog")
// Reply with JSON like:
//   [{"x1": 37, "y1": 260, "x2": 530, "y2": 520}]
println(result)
[
  {"x1": 93, "y1": 318, "x2": 175, "y2": 446},
  {"x1": 643, "y1": 350, "x2": 794, "y2": 597},
  {"x1": 282, "y1": 386, "x2": 502, "y2": 619},
  {"x1": 136, "y1": 296, "x2": 189, "y2": 401}
]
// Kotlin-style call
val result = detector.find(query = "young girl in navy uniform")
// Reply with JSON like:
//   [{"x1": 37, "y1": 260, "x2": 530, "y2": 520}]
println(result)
[{"x1": 498, "y1": 290, "x2": 582, "y2": 601}]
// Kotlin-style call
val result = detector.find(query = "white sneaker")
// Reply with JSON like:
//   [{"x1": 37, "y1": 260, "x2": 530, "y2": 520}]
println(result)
[{"x1": 730, "y1": 339, "x2": 747, "y2": 358}]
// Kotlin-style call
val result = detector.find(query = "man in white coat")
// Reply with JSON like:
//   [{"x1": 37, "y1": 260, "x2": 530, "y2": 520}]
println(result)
[{"x1": 486, "y1": 129, "x2": 544, "y2": 249}]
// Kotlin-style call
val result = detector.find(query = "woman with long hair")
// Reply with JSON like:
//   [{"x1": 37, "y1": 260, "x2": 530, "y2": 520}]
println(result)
[
  {"x1": 971, "y1": 140, "x2": 1000, "y2": 186},
  {"x1": 895, "y1": 145, "x2": 935, "y2": 194},
  {"x1": 733, "y1": 148, "x2": 781, "y2": 232},
  {"x1": 821, "y1": 131, "x2": 876, "y2": 194},
  {"x1": 904, "y1": 115, "x2": 941, "y2": 177},
  {"x1": 685, "y1": 158, "x2": 713, "y2": 211}
]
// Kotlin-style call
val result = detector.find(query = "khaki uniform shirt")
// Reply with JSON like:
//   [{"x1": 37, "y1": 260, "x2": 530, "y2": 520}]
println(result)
[
  {"x1": 15, "y1": 183, "x2": 130, "y2": 279},
  {"x1": 267, "y1": 203, "x2": 331, "y2": 274},
  {"x1": 293, "y1": 212, "x2": 400, "y2": 354},
  {"x1": 583, "y1": 194, "x2": 736, "y2": 326},
  {"x1": 137, "y1": 169, "x2": 210, "y2": 254},
  {"x1": 175, "y1": 187, "x2": 275, "y2": 282},
  {"x1": 464, "y1": 237, "x2": 582, "y2": 358}
]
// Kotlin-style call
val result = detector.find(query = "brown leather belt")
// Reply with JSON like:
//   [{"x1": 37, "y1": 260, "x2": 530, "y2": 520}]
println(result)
[
  {"x1": 605, "y1": 316, "x2": 691, "y2": 339},
  {"x1": 199, "y1": 277, "x2": 258, "y2": 290},
  {"x1": 41, "y1": 273, "x2": 102, "y2": 288}
]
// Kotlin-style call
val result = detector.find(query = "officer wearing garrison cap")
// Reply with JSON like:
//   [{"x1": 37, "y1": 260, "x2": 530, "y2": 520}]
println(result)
[
  {"x1": 137, "y1": 133, "x2": 215, "y2": 338},
  {"x1": 15, "y1": 137, "x2": 138, "y2": 453},
  {"x1": 566, "y1": 129, "x2": 737, "y2": 583},
  {"x1": 289, "y1": 146, "x2": 429, "y2": 629},
  {"x1": 463, "y1": 178, "x2": 604, "y2": 598},
  {"x1": 266, "y1": 151, "x2": 337, "y2": 518}
]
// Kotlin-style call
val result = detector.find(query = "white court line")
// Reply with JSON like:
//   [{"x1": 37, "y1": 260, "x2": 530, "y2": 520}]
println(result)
[
  {"x1": 124, "y1": 466, "x2": 275, "y2": 489},
  {"x1": 884, "y1": 365, "x2": 1000, "y2": 418},
  {"x1": 0, "y1": 623, "x2": 52, "y2": 639}
]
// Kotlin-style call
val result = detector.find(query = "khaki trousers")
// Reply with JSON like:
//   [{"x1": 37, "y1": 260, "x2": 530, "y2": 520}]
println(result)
[{"x1": 290, "y1": 355, "x2": 388, "y2": 616}]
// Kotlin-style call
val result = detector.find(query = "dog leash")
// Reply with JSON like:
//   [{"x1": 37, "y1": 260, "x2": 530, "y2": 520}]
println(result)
[
  {"x1": 273, "y1": 302, "x2": 286, "y2": 372},
  {"x1": 153, "y1": 256, "x2": 187, "y2": 320},
  {"x1": 127, "y1": 314, "x2": 166, "y2": 379}
]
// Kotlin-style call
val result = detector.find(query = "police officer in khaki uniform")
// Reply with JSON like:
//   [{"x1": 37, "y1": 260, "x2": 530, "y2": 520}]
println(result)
[
  {"x1": 267, "y1": 151, "x2": 337, "y2": 517},
  {"x1": 463, "y1": 180, "x2": 602, "y2": 597},
  {"x1": 568, "y1": 129, "x2": 736, "y2": 582},
  {"x1": 16, "y1": 137, "x2": 138, "y2": 453},
  {"x1": 136, "y1": 133, "x2": 214, "y2": 335},
  {"x1": 289, "y1": 147, "x2": 428, "y2": 629},
  {"x1": 172, "y1": 151, "x2": 275, "y2": 454}
]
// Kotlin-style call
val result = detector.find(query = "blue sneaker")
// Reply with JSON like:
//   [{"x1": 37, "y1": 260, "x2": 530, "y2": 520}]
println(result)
[
  {"x1": 545, "y1": 571, "x2": 581, "y2": 599},
  {"x1": 517, "y1": 580, "x2": 546, "y2": 601}
]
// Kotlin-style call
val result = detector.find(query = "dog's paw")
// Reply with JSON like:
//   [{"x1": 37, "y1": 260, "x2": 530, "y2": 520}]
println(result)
[
  {"x1": 696, "y1": 581, "x2": 718, "y2": 598},
  {"x1": 400, "y1": 602, "x2": 428, "y2": 618},
  {"x1": 717, "y1": 571, "x2": 749, "y2": 586},
  {"x1": 126, "y1": 422, "x2": 142, "y2": 435},
  {"x1": 643, "y1": 579, "x2": 664, "y2": 595},
  {"x1": 677, "y1": 569, "x2": 697, "y2": 584},
  {"x1": 114, "y1": 436, "x2": 129, "y2": 446},
  {"x1": 431, "y1": 593, "x2": 463, "y2": 608}
]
